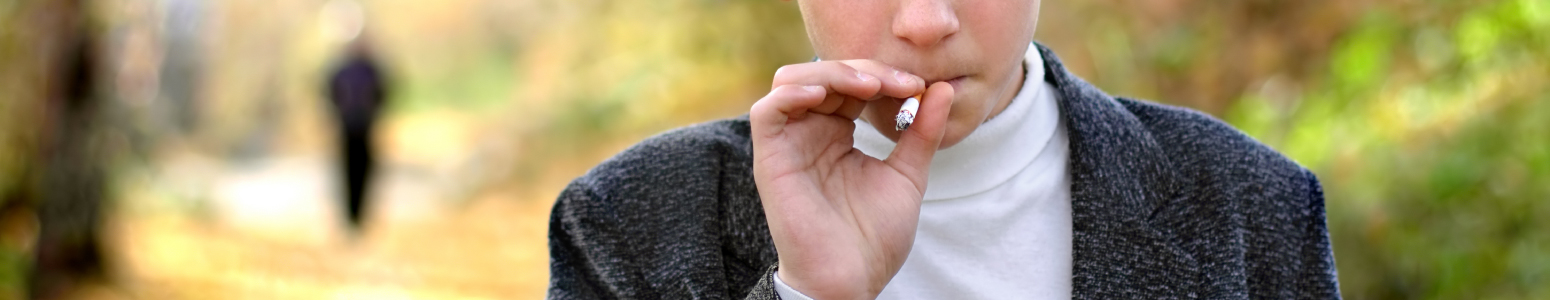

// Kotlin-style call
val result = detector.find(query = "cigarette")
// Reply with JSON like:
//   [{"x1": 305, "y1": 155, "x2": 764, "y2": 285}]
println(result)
[{"x1": 895, "y1": 92, "x2": 922, "y2": 131}]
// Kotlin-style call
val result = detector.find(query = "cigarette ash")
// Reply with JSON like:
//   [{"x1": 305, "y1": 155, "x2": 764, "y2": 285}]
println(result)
[
  {"x1": 895, "y1": 96, "x2": 921, "y2": 131},
  {"x1": 895, "y1": 111, "x2": 914, "y2": 131}
]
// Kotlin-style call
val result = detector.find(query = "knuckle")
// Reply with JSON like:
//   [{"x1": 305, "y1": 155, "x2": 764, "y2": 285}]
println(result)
[
  {"x1": 751, "y1": 96, "x2": 777, "y2": 115},
  {"x1": 771, "y1": 68, "x2": 793, "y2": 88},
  {"x1": 770, "y1": 84, "x2": 801, "y2": 95},
  {"x1": 756, "y1": 85, "x2": 807, "y2": 108},
  {"x1": 750, "y1": 96, "x2": 766, "y2": 110},
  {"x1": 773, "y1": 65, "x2": 796, "y2": 80},
  {"x1": 756, "y1": 86, "x2": 789, "y2": 104},
  {"x1": 860, "y1": 78, "x2": 885, "y2": 95},
  {"x1": 772, "y1": 64, "x2": 814, "y2": 87}
]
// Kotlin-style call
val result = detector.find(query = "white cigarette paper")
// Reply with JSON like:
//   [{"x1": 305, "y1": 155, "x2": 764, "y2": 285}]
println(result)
[{"x1": 895, "y1": 95, "x2": 921, "y2": 131}]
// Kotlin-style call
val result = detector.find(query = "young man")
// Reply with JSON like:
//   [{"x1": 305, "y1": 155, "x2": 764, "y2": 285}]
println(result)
[{"x1": 549, "y1": 0, "x2": 1340, "y2": 299}]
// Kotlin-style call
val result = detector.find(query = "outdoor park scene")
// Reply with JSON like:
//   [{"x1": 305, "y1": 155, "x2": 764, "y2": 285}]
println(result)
[{"x1": 0, "y1": 0, "x2": 1546, "y2": 299}]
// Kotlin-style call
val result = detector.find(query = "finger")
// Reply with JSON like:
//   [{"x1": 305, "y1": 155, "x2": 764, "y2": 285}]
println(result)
[
  {"x1": 835, "y1": 97, "x2": 867, "y2": 120},
  {"x1": 750, "y1": 85, "x2": 828, "y2": 139},
  {"x1": 810, "y1": 93, "x2": 848, "y2": 115},
  {"x1": 773, "y1": 61, "x2": 893, "y2": 102},
  {"x1": 835, "y1": 59, "x2": 926, "y2": 100},
  {"x1": 884, "y1": 81, "x2": 954, "y2": 188}
]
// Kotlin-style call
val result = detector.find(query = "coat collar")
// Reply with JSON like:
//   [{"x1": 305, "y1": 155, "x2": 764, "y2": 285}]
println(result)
[{"x1": 1034, "y1": 43, "x2": 1205, "y2": 299}]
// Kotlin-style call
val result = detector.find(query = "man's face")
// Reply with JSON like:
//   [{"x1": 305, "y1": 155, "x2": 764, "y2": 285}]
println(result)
[{"x1": 797, "y1": 0, "x2": 1041, "y2": 148}]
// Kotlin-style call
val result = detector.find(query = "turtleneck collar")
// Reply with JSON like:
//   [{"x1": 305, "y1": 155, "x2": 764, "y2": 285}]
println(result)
[{"x1": 853, "y1": 45, "x2": 1060, "y2": 200}]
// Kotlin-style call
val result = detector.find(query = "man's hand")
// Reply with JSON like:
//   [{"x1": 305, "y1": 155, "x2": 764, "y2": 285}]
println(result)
[{"x1": 750, "y1": 60, "x2": 954, "y2": 299}]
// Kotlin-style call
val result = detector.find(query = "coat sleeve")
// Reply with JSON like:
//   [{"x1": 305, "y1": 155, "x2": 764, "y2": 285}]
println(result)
[
  {"x1": 742, "y1": 265, "x2": 781, "y2": 300},
  {"x1": 1249, "y1": 170, "x2": 1342, "y2": 299},
  {"x1": 547, "y1": 182, "x2": 619, "y2": 299},
  {"x1": 1291, "y1": 171, "x2": 1342, "y2": 299},
  {"x1": 547, "y1": 180, "x2": 782, "y2": 300}
]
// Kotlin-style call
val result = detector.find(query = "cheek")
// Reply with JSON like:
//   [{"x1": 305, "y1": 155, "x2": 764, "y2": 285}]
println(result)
[
  {"x1": 959, "y1": 0, "x2": 1038, "y2": 51},
  {"x1": 958, "y1": 0, "x2": 1037, "y2": 95},
  {"x1": 800, "y1": 0, "x2": 892, "y2": 59}
]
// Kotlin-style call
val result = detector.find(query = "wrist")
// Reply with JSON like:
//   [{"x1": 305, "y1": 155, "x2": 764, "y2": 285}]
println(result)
[{"x1": 776, "y1": 262, "x2": 879, "y2": 300}]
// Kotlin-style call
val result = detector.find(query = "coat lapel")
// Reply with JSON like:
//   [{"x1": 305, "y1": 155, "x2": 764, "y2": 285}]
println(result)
[{"x1": 1035, "y1": 44, "x2": 1205, "y2": 299}]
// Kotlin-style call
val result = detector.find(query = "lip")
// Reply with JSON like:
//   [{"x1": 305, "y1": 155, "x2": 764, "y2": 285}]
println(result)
[{"x1": 922, "y1": 76, "x2": 966, "y2": 92}]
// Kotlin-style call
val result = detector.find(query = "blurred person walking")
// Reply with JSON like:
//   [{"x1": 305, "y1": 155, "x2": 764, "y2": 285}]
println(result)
[{"x1": 327, "y1": 38, "x2": 390, "y2": 235}]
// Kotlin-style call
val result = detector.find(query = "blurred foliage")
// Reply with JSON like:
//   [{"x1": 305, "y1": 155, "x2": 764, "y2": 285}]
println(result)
[{"x1": 476, "y1": 0, "x2": 812, "y2": 188}]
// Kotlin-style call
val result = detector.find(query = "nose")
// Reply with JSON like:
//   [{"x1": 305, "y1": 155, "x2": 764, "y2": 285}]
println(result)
[{"x1": 891, "y1": 0, "x2": 959, "y2": 48}]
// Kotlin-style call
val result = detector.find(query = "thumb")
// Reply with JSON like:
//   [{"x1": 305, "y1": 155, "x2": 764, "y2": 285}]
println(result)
[{"x1": 885, "y1": 81, "x2": 954, "y2": 188}]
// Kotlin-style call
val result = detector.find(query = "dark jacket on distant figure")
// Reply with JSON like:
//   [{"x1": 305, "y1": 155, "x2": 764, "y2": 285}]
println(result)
[
  {"x1": 330, "y1": 55, "x2": 387, "y2": 133},
  {"x1": 548, "y1": 44, "x2": 1341, "y2": 299},
  {"x1": 329, "y1": 52, "x2": 388, "y2": 230}
]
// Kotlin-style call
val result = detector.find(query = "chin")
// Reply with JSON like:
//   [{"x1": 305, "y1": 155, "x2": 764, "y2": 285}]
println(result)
[{"x1": 934, "y1": 120, "x2": 974, "y2": 150}]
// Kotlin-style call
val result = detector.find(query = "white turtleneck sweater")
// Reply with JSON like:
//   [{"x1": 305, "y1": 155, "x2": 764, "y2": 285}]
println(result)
[{"x1": 774, "y1": 45, "x2": 1073, "y2": 299}]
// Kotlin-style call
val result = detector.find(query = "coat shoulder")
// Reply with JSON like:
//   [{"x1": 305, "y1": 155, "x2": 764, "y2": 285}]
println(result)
[
  {"x1": 549, "y1": 116, "x2": 770, "y2": 298},
  {"x1": 1113, "y1": 97, "x2": 1324, "y2": 240},
  {"x1": 1115, "y1": 98, "x2": 1314, "y2": 188},
  {"x1": 567, "y1": 116, "x2": 754, "y2": 199},
  {"x1": 556, "y1": 116, "x2": 757, "y2": 234},
  {"x1": 1112, "y1": 98, "x2": 1339, "y2": 298}
]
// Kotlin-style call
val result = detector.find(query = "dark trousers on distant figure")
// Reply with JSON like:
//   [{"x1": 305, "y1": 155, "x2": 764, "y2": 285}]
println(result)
[{"x1": 340, "y1": 128, "x2": 374, "y2": 231}]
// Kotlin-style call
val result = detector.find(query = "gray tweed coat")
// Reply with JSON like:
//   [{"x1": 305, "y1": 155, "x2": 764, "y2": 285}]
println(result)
[{"x1": 548, "y1": 44, "x2": 1341, "y2": 299}]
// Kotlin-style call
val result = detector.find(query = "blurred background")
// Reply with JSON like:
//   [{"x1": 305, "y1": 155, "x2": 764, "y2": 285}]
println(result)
[{"x1": 0, "y1": 0, "x2": 1545, "y2": 299}]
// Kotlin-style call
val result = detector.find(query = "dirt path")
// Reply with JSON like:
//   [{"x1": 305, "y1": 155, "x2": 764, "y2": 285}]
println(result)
[{"x1": 97, "y1": 154, "x2": 554, "y2": 299}]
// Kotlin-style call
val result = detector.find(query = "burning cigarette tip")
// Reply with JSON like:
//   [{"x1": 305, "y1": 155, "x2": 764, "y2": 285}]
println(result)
[{"x1": 895, "y1": 93, "x2": 922, "y2": 131}]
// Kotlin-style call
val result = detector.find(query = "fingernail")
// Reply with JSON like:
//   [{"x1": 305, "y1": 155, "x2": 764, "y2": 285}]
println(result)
[
  {"x1": 893, "y1": 70, "x2": 914, "y2": 85},
  {"x1": 803, "y1": 85, "x2": 824, "y2": 92},
  {"x1": 857, "y1": 71, "x2": 876, "y2": 82}
]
